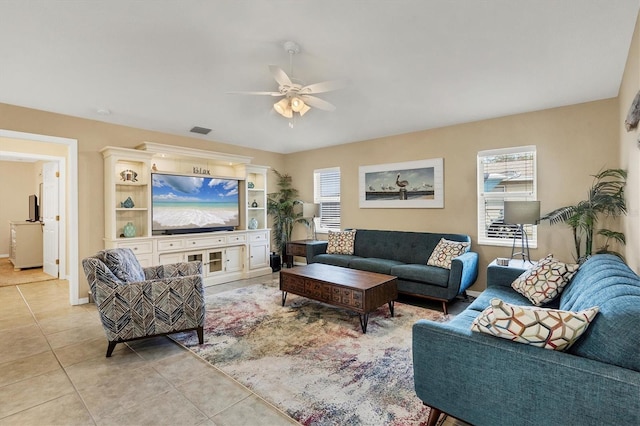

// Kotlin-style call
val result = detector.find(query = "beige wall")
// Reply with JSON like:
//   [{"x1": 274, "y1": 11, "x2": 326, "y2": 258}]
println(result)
[
  {"x1": 0, "y1": 103, "x2": 286, "y2": 299},
  {"x1": 0, "y1": 161, "x2": 37, "y2": 256},
  {"x1": 285, "y1": 99, "x2": 620, "y2": 291},
  {"x1": 619, "y1": 10, "x2": 640, "y2": 271}
]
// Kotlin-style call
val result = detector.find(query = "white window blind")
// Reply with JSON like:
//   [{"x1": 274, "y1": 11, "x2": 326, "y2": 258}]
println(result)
[
  {"x1": 477, "y1": 146, "x2": 537, "y2": 247},
  {"x1": 314, "y1": 167, "x2": 341, "y2": 232}
]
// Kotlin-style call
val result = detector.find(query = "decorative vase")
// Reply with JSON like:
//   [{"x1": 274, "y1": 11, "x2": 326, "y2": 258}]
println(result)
[
  {"x1": 248, "y1": 181, "x2": 255, "y2": 189},
  {"x1": 120, "y1": 197, "x2": 135, "y2": 208},
  {"x1": 248, "y1": 217, "x2": 258, "y2": 230},
  {"x1": 251, "y1": 199, "x2": 258, "y2": 208},
  {"x1": 123, "y1": 222, "x2": 136, "y2": 238}
]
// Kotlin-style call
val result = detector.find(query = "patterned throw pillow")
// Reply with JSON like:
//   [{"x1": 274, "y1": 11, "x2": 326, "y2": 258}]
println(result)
[
  {"x1": 511, "y1": 254, "x2": 579, "y2": 306},
  {"x1": 96, "y1": 248, "x2": 146, "y2": 283},
  {"x1": 471, "y1": 298, "x2": 599, "y2": 351},
  {"x1": 326, "y1": 230, "x2": 357, "y2": 255},
  {"x1": 426, "y1": 238, "x2": 470, "y2": 270}
]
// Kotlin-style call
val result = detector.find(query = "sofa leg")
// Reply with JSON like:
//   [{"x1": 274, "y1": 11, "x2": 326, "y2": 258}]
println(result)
[
  {"x1": 197, "y1": 326, "x2": 204, "y2": 344},
  {"x1": 441, "y1": 301, "x2": 448, "y2": 315},
  {"x1": 106, "y1": 341, "x2": 117, "y2": 357},
  {"x1": 426, "y1": 406, "x2": 443, "y2": 426}
]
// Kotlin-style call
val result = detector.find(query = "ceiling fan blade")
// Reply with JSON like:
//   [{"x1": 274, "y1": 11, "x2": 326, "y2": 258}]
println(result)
[
  {"x1": 299, "y1": 80, "x2": 347, "y2": 94},
  {"x1": 226, "y1": 91, "x2": 284, "y2": 96},
  {"x1": 269, "y1": 65, "x2": 293, "y2": 87},
  {"x1": 300, "y1": 95, "x2": 336, "y2": 111}
]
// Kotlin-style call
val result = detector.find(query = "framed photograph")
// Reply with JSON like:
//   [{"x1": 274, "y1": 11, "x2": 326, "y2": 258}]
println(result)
[{"x1": 359, "y1": 158, "x2": 444, "y2": 208}]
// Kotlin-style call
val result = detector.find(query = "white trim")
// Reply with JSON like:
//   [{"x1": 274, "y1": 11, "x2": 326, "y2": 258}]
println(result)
[{"x1": 0, "y1": 129, "x2": 79, "y2": 305}]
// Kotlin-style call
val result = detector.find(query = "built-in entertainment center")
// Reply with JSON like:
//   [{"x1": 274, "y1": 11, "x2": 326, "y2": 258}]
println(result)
[{"x1": 101, "y1": 143, "x2": 271, "y2": 286}]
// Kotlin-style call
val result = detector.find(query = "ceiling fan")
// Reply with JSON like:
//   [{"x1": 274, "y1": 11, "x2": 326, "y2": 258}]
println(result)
[{"x1": 229, "y1": 41, "x2": 345, "y2": 119}]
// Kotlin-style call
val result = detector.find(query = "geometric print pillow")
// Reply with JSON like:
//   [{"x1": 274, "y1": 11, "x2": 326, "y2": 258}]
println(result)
[
  {"x1": 511, "y1": 254, "x2": 579, "y2": 306},
  {"x1": 426, "y1": 238, "x2": 470, "y2": 270},
  {"x1": 471, "y1": 298, "x2": 599, "y2": 351},
  {"x1": 95, "y1": 248, "x2": 146, "y2": 284},
  {"x1": 326, "y1": 230, "x2": 357, "y2": 255}
]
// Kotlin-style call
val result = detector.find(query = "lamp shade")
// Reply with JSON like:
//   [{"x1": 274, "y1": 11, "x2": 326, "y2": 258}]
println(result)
[
  {"x1": 503, "y1": 201, "x2": 540, "y2": 225},
  {"x1": 302, "y1": 202, "x2": 320, "y2": 218}
]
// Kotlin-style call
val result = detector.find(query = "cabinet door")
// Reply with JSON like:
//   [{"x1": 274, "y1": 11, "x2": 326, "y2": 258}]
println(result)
[
  {"x1": 159, "y1": 252, "x2": 185, "y2": 265},
  {"x1": 225, "y1": 246, "x2": 244, "y2": 273},
  {"x1": 249, "y1": 242, "x2": 269, "y2": 269}
]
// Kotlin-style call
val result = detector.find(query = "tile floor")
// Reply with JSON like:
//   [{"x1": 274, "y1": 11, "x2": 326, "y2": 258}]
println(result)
[{"x1": 0, "y1": 273, "x2": 468, "y2": 426}]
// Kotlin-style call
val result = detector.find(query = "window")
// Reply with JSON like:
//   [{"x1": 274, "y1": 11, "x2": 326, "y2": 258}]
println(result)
[
  {"x1": 477, "y1": 146, "x2": 537, "y2": 247},
  {"x1": 314, "y1": 167, "x2": 341, "y2": 232}
]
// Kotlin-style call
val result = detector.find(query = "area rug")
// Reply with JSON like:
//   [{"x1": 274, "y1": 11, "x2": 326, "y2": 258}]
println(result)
[
  {"x1": 0, "y1": 258, "x2": 56, "y2": 287},
  {"x1": 171, "y1": 279, "x2": 449, "y2": 426}
]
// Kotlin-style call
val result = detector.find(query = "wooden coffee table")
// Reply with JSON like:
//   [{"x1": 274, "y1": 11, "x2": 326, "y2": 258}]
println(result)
[{"x1": 279, "y1": 263, "x2": 398, "y2": 333}]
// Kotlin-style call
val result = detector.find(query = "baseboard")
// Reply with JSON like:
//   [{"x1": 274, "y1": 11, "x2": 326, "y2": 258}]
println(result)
[
  {"x1": 0, "y1": 254, "x2": 8, "y2": 258},
  {"x1": 77, "y1": 297, "x2": 89, "y2": 305}
]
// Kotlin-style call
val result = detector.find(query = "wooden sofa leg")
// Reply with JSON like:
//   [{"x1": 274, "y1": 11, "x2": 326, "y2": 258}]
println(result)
[
  {"x1": 106, "y1": 341, "x2": 117, "y2": 357},
  {"x1": 197, "y1": 326, "x2": 204, "y2": 344},
  {"x1": 426, "y1": 406, "x2": 443, "y2": 426},
  {"x1": 442, "y1": 301, "x2": 448, "y2": 315}
]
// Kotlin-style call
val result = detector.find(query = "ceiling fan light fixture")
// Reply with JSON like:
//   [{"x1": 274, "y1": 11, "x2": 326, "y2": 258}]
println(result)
[
  {"x1": 298, "y1": 103, "x2": 311, "y2": 116},
  {"x1": 290, "y1": 96, "x2": 305, "y2": 112},
  {"x1": 274, "y1": 98, "x2": 290, "y2": 117}
]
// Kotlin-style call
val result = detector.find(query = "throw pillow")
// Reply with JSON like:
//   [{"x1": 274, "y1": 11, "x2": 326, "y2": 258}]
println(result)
[
  {"x1": 511, "y1": 254, "x2": 579, "y2": 306},
  {"x1": 426, "y1": 238, "x2": 470, "y2": 270},
  {"x1": 471, "y1": 298, "x2": 599, "y2": 351},
  {"x1": 326, "y1": 230, "x2": 357, "y2": 255},
  {"x1": 96, "y1": 248, "x2": 146, "y2": 283}
]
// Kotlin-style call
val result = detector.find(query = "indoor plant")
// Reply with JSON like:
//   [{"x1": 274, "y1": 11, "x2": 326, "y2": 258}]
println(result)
[
  {"x1": 541, "y1": 168, "x2": 627, "y2": 263},
  {"x1": 267, "y1": 170, "x2": 306, "y2": 265}
]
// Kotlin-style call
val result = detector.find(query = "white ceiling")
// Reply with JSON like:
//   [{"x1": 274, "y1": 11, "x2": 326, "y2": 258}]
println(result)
[{"x1": 0, "y1": 1, "x2": 638, "y2": 154}]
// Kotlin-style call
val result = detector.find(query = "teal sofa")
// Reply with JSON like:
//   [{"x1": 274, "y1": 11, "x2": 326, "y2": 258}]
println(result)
[
  {"x1": 413, "y1": 254, "x2": 640, "y2": 426},
  {"x1": 306, "y1": 229, "x2": 478, "y2": 314}
]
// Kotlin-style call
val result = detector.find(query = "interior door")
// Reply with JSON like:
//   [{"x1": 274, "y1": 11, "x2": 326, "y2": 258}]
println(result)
[{"x1": 42, "y1": 161, "x2": 59, "y2": 278}]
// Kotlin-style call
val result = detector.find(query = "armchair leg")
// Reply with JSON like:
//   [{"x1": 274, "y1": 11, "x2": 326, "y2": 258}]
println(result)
[
  {"x1": 197, "y1": 326, "x2": 204, "y2": 344},
  {"x1": 106, "y1": 341, "x2": 117, "y2": 357},
  {"x1": 426, "y1": 406, "x2": 443, "y2": 426},
  {"x1": 441, "y1": 301, "x2": 448, "y2": 315}
]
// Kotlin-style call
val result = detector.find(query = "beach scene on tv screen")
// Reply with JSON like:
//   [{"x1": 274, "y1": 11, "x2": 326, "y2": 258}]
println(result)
[{"x1": 152, "y1": 174, "x2": 239, "y2": 230}]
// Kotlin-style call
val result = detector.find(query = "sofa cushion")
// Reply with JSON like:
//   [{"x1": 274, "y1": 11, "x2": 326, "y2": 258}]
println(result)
[
  {"x1": 427, "y1": 238, "x2": 470, "y2": 270},
  {"x1": 327, "y1": 230, "x2": 357, "y2": 255},
  {"x1": 311, "y1": 253, "x2": 359, "y2": 268},
  {"x1": 559, "y1": 254, "x2": 640, "y2": 372},
  {"x1": 511, "y1": 254, "x2": 579, "y2": 306},
  {"x1": 471, "y1": 298, "x2": 599, "y2": 351},
  {"x1": 95, "y1": 248, "x2": 145, "y2": 283},
  {"x1": 349, "y1": 257, "x2": 403, "y2": 275},
  {"x1": 390, "y1": 264, "x2": 450, "y2": 287}
]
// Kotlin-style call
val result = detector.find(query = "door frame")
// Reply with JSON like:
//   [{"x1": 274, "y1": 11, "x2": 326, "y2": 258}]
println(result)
[{"x1": 0, "y1": 129, "x2": 79, "y2": 305}]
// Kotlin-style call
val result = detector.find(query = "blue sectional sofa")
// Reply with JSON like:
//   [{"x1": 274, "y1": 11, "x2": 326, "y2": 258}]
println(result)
[
  {"x1": 306, "y1": 229, "x2": 478, "y2": 314},
  {"x1": 413, "y1": 254, "x2": 640, "y2": 426}
]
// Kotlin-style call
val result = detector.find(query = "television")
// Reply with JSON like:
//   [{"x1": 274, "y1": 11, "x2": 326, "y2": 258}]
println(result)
[
  {"x1": 151, "y1": 173, "x2": 240, "y2": 235},
  {"x1": 28, "y1": 194, "x2": 39, "y2": 222}
]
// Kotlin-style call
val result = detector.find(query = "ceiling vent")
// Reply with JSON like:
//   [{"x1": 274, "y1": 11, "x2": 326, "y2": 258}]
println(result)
[{"x1": 190, "y1": 126, "x2": 212, "y2": 135}]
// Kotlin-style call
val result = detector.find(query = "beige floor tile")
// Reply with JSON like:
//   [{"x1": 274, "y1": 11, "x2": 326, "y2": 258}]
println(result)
[
  {"x1": 53, "y1": 336, "x2": 124, "y2": 367},
  {"x1": 0, "y1": 393, "x2": 94, "y2": 426},
  {"x1": 46, "y1": 323, "x2": 106, "y2": 349},
  {"x1": 97, "y1": 388, "x2": 207, "y2": 426},
  {"x1": 152, "y1": 352, "x2": 217, "y2": 387},
  {"x1": 126, "y1": 335, "x2": 189, "y2": 361},
  {"x1": 0, "y1": 314, "x2": 37, "y2": 332},
  {"x1": 0, "y1": 302, "x2": 32, "y2": 321},
  {"x1": 211, "y1": 395, "x2": 298, "y2": 426},
  {"x1": 0, "y1": 329, "x2": 50, "y2": 365},
  {"x1": 0, "y1": 369, "x2": 75, "y2": 418},
  {"x1": 77, "y1": 366, "x2": 172, "y2": 420},
  {"x1": 37, "y1": 309, "x2": 98, "y2": 335},
  {"x1": 177, "y1": 369, "x2": 253, "y2": 417},
  {"x1": 63, "y1": 349, "x2": 144, "y2": 391},
  {"x1": 0, "y1": 350, "x2": 61, "y2": 387}
]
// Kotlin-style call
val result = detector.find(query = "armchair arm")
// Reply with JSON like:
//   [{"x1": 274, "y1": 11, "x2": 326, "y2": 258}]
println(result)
[
  {"x1": 486, "y1": 263, "x2": 526, "y2": 289},
  {"x1": 413, "y1": 319, "x2": 640, "y2": 426},
  {"x1": 448, "y1": 251, "x2": 479, "y2": 294},
  {"x1": 305, "y1": 241, "x2": 329, "y2": 263},
  {"x1": 143, "y1": 261, "x2": 202, "y2": 280}
]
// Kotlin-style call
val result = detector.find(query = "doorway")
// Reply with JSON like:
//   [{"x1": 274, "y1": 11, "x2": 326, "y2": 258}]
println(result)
[{"x1": 0, "y1": 129, "x2": 79, "y2": 305}]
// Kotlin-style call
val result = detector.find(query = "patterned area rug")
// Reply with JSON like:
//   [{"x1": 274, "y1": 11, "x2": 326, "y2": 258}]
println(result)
[
  {"x1": 171, "y1": 279, "x2": 449, "y2": 426},
  {"x1": 0, "y1": 258, "x2": 56, "y2": 287}
]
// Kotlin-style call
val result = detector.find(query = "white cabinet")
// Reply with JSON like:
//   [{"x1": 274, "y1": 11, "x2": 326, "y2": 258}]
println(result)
[
  {"x1": 245, "y1": 165, "x2": 269, "y2": 231},
  {"x1": 9, "y1": 221, "x2": 43, "y2": 270},
  {"x1": 224, "y1": 246, "x2": 244, "y2": 273},
  {"x1": 249, "y1": 241, "x2": 269, "y2": 270}
]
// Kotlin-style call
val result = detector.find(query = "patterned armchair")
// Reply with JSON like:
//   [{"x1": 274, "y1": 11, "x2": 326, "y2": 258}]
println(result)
[{"x1": 82, "y1": 248, "x2": 205, "y2": 357}]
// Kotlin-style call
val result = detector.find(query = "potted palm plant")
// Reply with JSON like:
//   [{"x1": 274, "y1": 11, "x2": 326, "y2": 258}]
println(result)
[
  {"x1": 267, "y1": 170, "x2": 306, "y2": 267},
  {"x1": 541, "y1": 168, "x2": 627, "y2": 263}
]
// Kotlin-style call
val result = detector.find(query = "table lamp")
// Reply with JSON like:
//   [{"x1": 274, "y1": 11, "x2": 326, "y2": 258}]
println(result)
[{"x1": 302, "y1": 203, "x2": 320, "y2": 240}]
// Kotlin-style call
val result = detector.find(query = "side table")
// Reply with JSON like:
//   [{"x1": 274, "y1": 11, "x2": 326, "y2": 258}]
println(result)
[
  {"x1": 285, "y1": 239, "x2": 322, "y2": 268},
  {"x1": 487, "y1": 258, "x2": 536, "y2": 288}
]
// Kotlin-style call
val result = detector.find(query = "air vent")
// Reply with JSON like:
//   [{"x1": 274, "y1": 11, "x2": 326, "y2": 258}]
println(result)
[{"x1": 190, "y1": 126, "x2": 212, "y2": 135}]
